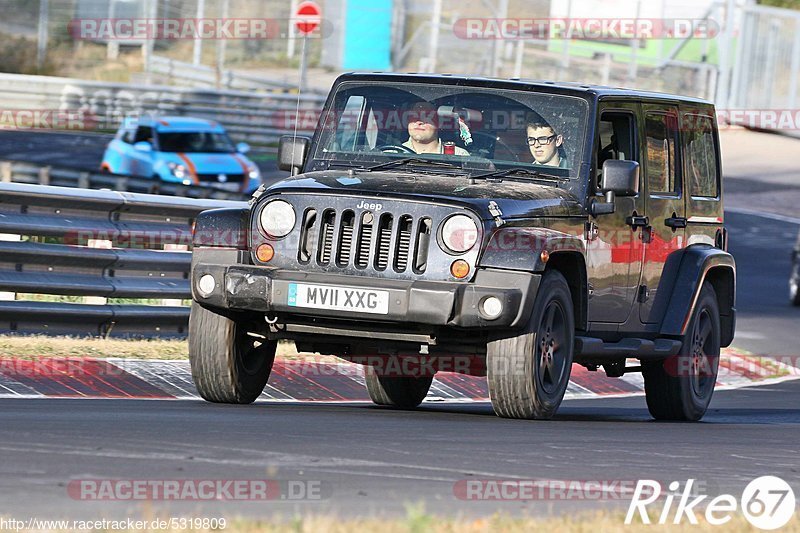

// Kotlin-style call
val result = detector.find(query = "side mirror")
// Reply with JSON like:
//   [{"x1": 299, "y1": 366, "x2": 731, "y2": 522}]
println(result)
[
  {"x1": 133, "y1": 141, "x2": 152, "y2": 153},
  {"x1": 601, "y1": 159, "x2": 639, "y2": 197},
  {"x1": 589, "y1": 160, "x2": 639, "y2": 217},
  {"x1": 278, "y1": 135, "x2": 311, "y2": 175},
  {"x1": 236, "y1": 142, "x2": 251, "y2": 154}
]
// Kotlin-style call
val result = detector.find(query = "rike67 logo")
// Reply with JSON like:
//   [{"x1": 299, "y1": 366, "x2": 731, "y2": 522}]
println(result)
[{"x1": 626, "y1": 476, "x2": 796, "y2": 530}]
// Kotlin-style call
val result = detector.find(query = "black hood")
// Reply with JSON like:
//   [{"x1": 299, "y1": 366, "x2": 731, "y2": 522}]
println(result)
[{"x1": 265, "y1": 170, "x2": 585, "y2": 220}]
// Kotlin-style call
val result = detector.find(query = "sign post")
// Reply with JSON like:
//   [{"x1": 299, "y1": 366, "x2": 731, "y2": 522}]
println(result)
[{"x1": 294, "y1": 1, "x2": 321, "y2": 93}]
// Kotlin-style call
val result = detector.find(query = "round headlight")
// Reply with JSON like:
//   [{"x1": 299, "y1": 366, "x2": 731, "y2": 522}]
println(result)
[
  {"x1": 260, "y1": 200, "x2": 295, "y2": 238},
  {"x1": 441, "y1": 215, "x2": 479, "y2": 253}
]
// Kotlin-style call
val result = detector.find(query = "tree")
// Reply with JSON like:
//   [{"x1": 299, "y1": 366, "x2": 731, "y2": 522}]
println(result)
[{"x1": 759, "y1": 0, "x2": 800, "y2": 9}]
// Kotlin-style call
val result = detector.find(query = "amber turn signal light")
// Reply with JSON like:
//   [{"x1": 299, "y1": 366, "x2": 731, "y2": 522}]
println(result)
[
  {"x1": 256, "y1": 243, "x2": 275, "y2": 263},
  {"x1": 450, "y1": 259, "x2": 470, "y2": 279}
]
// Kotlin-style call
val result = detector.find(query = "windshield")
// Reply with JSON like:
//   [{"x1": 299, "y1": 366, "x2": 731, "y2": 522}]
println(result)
[
  {"x1": 312, "y1": 81, "x2": 589, "y2": 179},
  {"x1": 157, "y1": 132, "x2": 236, "y2": 153}
]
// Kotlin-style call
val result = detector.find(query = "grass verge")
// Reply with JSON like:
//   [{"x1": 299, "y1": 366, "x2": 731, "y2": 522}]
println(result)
[{"x1": 0, "y1": 336, "x2": 338, "y2": 362}]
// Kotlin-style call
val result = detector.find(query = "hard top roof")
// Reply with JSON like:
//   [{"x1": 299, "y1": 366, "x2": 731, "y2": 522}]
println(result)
[
  {"x1": 332, "y1": 72, "x2": 714, "y2": 106},
  {"x1": 122, "y1": 115, "x2": 226, "y2": 131}
]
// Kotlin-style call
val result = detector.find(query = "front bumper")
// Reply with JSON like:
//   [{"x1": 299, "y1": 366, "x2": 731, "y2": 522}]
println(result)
[{"x1": 192, "y1": 252, "x2": 540, "y2": 330}]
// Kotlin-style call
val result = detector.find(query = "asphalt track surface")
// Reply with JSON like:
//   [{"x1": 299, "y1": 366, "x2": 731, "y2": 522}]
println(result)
[{"x1": 0, "y1": 212, "x2": 798, "y2": 521}]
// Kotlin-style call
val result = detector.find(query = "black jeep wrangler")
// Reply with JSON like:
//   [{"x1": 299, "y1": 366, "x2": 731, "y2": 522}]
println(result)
[{"x1": 189, "y1": 73, "x2": 735, "y2": 421}]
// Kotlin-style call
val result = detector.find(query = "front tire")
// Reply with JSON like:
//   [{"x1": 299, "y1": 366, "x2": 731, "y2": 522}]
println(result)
[
  {"x1": 643, "y1": 283, "x2": 721, "y2": 421},
  {"x1": 364, "y1": 366, "x2": 433, "y2": 409},
  {"x1": 487, "y1": 270, "x2": 575, "y2": 419},
  {"x1": 188, "y1": 302, "x2": 276, "y2": 404}
]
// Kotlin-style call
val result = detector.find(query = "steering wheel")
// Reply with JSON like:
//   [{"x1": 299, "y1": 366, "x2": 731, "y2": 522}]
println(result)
[{"x1": 377, "y1": 144, "x2": 416, "y2": 154}]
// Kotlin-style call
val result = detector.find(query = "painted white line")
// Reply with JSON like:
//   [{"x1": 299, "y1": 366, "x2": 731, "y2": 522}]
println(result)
[
  {"x1": 726, "y1": 207, "x2": 800, "y2": 225},
  {"x1": 733, "y1": 331, "x2": 767, "y2": 340}
]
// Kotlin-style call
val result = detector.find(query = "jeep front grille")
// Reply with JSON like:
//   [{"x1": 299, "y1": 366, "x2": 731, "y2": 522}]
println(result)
[
  {"x1": 253, "y1": 194, "x2": 481, "y2": 283},
  {"x1": 300, "y1": 208, "x2": 429, "y2": 274}
]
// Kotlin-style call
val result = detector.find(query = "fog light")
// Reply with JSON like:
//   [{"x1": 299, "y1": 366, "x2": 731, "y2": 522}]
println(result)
[
  {"x1": 481, "y1": 296, "x2": 503, "y2": 319},
  {"x1": 197, "y1": 274, "x2": 215, "y2": 297},
  {"x1": 256, "y1": 243, "x2": 274, "y2": 263},
  {"x1": 450, "y1": 259, "x2": 470, "y2": 279}
]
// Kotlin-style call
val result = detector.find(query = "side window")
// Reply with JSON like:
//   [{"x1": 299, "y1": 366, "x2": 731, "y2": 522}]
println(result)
[
  {"x1": 133, "y1": 126, "x2": 153, "y2": 144},
  {"x1": 684, "y1": 115, "x2": 718, "y2": 198},
  {"x1": 596, "y1": 112, "x2": 636, "y2": 190},
  {"x1": 645, "y1": 112, "x2": 679, "y2": 195}
]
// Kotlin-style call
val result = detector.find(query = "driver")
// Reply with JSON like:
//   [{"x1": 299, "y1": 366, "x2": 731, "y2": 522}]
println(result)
[
  {"x1": 401, "y1": 101, "x2": 469, "y2": 155},
  {"x1": 526, "y1": 115, "x2": 568, "y2": 168}
]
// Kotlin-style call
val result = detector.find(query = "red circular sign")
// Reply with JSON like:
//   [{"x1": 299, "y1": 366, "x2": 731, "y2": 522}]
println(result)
[{"x1": 295, "y1": 1, "x2": 321, "y2": 35}]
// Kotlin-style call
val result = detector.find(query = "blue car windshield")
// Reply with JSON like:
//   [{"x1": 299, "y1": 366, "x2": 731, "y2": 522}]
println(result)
[{"x1": 158, "y1": 132, "x2": 235, "y2": 153}]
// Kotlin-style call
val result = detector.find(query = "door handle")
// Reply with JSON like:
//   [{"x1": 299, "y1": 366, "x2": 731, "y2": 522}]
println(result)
[
  {"x1": 626, "y1": 215, "x2": 649, "y2": 229},
  {"x1": 665, "y1": 216, "x2": 687, "y2": 229}
]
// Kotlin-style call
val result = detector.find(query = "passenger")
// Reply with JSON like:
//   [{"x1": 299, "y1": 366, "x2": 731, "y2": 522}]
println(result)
[
  {"x1": 526, "y1": 116, "x2": 567, "y2": 168},
  {"x1": 402, "y1": 101, "x2": 469, "y2": 156}
]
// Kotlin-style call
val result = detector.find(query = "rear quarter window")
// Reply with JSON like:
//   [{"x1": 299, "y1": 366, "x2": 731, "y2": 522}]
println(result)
[{"x1": 683, "y1": 114, "x2": 719, "y2": 198}]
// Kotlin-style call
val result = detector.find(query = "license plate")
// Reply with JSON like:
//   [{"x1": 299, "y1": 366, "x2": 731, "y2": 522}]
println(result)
[
  {"x1": 287, "y1": 283, "x2": 390, "y2": 315},
  {"x1": 210, "y1": 182, "x2": 242, "y2": 192}
]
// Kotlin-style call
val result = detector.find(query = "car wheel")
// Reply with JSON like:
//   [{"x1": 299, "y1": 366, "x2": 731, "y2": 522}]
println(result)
[
  {"x1": 487, "y1": 269, "x2": 575, "y2": 419},
  {"x1": 364, "y1": 366, "x2": 433, "y2": 409},
  {"x1": 643, "y1": 283, "x2": 721, "y2": 421},
  {"x1": 790, "y1": 253, "x2": 800, "y2": 306},
  {"x1": 188, "y1": 302, "x2": 276, "y2": 404}
]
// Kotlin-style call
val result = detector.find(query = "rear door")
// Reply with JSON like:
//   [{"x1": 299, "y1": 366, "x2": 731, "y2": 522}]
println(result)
[
  {"x1": 682, "y1": 111, "x2": 723, "y2": 246},
  {"x1": 640, "y1": 104, "x2": 685, "y2": 323}
]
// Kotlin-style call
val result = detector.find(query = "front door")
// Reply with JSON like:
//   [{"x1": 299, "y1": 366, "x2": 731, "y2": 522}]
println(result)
[{"x1": 586, "y1": 102, "x2": 646, "y2": 324}]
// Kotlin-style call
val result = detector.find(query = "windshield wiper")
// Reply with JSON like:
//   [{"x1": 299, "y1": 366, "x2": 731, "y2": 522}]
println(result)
[
  {"x1": 471, "y1": 167, "x2": 566, "y2": 182},
  {"x1": 364, "y1": 157, "x2": 464, "y2": 173}
]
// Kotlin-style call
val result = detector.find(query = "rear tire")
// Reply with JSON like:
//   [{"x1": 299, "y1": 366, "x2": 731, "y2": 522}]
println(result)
[
  {"x1": 189, "y1": 302, "x2": 276, "y2": 404},
  {"x1": 487, "y1": 270, "x2": 575, "y2": 419},
  {"x1": 364, "y1": 367, "x2": 433, "y2": 409},
  {"x1": 643, "y1": 283, "x2": 721, "y2": 421}
]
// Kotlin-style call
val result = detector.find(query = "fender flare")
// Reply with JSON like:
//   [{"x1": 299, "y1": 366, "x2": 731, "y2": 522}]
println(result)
[
  {"x1": 658, "y1": 245, "x2": 736, "y2": 346},
  {"x1": 480, "y1": 226, "x2": 588, "y2": 329},
  {"x1": 479, "y1": 226, "x2": 587, "y2": 272}
]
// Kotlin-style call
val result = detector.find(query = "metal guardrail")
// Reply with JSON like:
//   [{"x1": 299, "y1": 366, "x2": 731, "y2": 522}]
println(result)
[
  {"x1": 0, "y1": 159, "x2": 252, "y2": 201},
  {"x1": 0, "y1": 72, "x2": 325, "y2": 146},
  {"x1": 148, "y1": 56, "x2": 305, "y2": 94},
  {"x1": 0, "y1": 182, "x2": 246, "y2": 337}
]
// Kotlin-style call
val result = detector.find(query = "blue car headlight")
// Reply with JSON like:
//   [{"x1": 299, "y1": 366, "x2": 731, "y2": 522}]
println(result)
[{"x1": 167, "y1": 162, "x2": 189, "y2": 181}]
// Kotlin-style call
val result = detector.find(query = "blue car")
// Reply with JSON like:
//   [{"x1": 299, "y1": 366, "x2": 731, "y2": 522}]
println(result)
[{"x1": 101, "y1": 116, "x2": 261, "y2": 193}]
